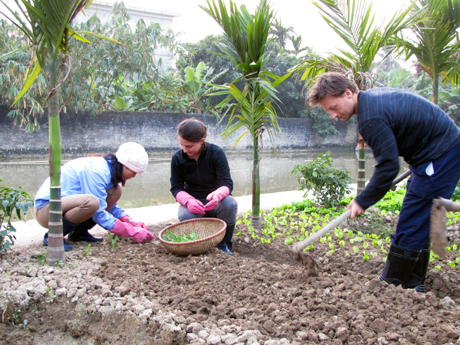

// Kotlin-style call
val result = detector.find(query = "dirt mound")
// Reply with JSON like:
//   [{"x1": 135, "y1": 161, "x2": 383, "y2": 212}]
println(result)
[{"x1": 1, "y1": 218, "x2": 460, "y2": 345}]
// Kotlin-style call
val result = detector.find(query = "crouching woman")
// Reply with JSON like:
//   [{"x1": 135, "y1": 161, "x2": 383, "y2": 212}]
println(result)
[
  {"x1": 35, "y1": 142, "x2": 154, "y2": 251},
  {"x1": 170, "y1": 118, "x2": 238, "y2": 255}
]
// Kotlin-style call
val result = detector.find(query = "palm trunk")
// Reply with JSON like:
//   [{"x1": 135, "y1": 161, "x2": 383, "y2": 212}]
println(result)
[
  {"x1": 46, "y1": 56, "x2": 65, "y2": 265},
  {"x1": 251, "y1": 134, "x2": 261, "y2": 229},
  {"x1": 357, "y1": 134, "x2": 366, "y2": 195},
  {"x1": 432, "y1": 75, "x2": 439, "y2": 105}
]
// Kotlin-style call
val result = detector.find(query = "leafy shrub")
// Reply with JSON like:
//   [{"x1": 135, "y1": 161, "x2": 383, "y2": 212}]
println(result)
[
  {"x1": 0, "y1": 179, "x2": 33, "y2": 253},
  {"x1": 291, "y1": 152, "x2": 353, "y2": 207},
  {"x1": 375, "y1": 187, "x2": 406, "y2": 212}
]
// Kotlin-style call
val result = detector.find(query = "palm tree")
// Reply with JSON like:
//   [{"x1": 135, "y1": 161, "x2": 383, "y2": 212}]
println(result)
[
  {"x1": 290, "y1": 0, "x2": 420, "y2": 195},
  {"x1": 0, "y1": 0, "x2": 117, "y2": 264},
  {"x1": 269, "y1": 18, "x2": 295, "y2": 50},
  {"x1": 394, "y1": 0, "x2": 460, "y2": 105},
  {"x1": 289, "y1": 34, "x2": 312, "y2": 56},
  {"x1": 201, "y1": 0, "x2": 289, "y2": 228}
]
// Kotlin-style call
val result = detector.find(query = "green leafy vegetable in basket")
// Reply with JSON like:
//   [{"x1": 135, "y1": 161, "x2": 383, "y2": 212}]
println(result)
[{"x1": 162, "y1": 230, "x2": 200, "y2": 242}]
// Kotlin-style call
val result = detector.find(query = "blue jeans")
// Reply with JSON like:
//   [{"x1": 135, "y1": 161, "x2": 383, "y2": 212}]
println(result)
[
  {"x1": 178, "y1": 195, "x2": 238, "y2": 225},
  {"x1": 392, "y1": 141, "x2": 460, "y2": 250}
]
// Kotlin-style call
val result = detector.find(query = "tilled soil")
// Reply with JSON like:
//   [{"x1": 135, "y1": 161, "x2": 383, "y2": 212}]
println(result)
[{"x1": 1, "y1": 214, "x2": 460, "y2": 345}]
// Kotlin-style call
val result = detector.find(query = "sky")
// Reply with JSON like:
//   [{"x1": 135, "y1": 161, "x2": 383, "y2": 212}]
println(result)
[{"x1": 117, "y1": 0, "x2": 413, "y2": 55}]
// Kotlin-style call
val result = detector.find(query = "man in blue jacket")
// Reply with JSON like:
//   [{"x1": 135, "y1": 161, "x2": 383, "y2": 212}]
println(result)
[{"x1": 308, "y1": 72, "x2": 460, "y2": 292}]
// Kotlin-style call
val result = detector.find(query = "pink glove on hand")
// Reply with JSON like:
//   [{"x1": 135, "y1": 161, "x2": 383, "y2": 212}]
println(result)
[
  {"x1": 119, "y1": 215, "x2": 148, "y2": 230},
  {"x1": 204, "y1": 186, "x2": 230, "y2": 211},
  {"x1": 111, "y1": 219, "x2": 155, "y2": 243},
  {"x1": 176, "y1": 191, "x2": 205, "y2": 215}
]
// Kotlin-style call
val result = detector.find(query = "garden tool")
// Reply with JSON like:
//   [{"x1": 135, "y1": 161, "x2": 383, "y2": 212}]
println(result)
[
  {"x1": 292, "y1": 169, "x2": 412, "y2": 267},
  {"x1": 430, "y1": 197, "x2": 460, "y2": 259}
]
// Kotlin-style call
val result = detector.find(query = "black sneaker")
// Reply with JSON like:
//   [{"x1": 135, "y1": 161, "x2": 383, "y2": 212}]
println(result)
[{"x1": 217, "y1": 243, "x2": 233, "y2": 256}]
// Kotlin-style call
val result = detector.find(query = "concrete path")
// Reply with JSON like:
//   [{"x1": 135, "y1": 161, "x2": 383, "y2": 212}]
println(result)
[{"x1": 11, "y1": 190, "x2": 306, "y2": 251}]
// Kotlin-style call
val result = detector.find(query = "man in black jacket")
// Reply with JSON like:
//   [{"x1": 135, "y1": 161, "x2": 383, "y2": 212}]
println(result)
[{"x1": 309, "y1": 72, "x2": 460, "y2": 292}]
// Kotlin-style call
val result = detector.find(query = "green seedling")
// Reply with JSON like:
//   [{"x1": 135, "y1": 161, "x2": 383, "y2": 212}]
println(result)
[
  {"x1": 456, "y1": 257, "x2": 460, "y2": 265},
  {"x1": 363, "y1": 252, "x2": 369, "y2": 262},
  {"x1": 284, "y1": 237, "x2": 294, "y2": 245},
  {"x1": 345, "y1": 252, "x2": 350, "y2": 257},
  {"x1": 54, "y1": 260, "x2": 64, "y2": 268},
  {"x1": 453, "y1": 244, "x2": 458, "y2": 251},
  {"x1": 353, "y1": 246, "x2": 359, "y2": 253},
  {"x1": 363, "y1": 242, "x2": 368, "y2": 249},
  {"x1": 435, "y1": 265, "x2": 441, "y2": 271},
  {"x1": 371, "y1": 252, "x2": 377, "y2": 258},
  {"x1": 339, "y1": 240, "x2": 345, "y2": 247},
  {"x1": 305, "y1": 245, "x2": 314, "y2": 251},
  {"x1": 84, "y1": 244, "x2": 91, "y2": 256},
  {"x1": 431, "y1": 251, "x2": 439, "y2": 260},
  {"x1": 320, "y1": 237, "x2": 327, "y2": 243},
  {"x1": 236, "y1": 232, "x2": 241, "y2": 237},
  {"x1": 348, "y1": 230, "x2": 354, "y2": 237},
  {"x1": 446, "y1": 246, "x2": 452, "y2": 253},
  {"x1": 372, "y1": 239, "x2": 378, "y2": 247},
  {"x1": 328, "y1": 243, "x2": 334, "y2": 250},
  {"x1": 31, "y1": 251, "x2": 47, "y2": 264},
  {"x1": 108, "y1": 232, "x2": 122, "y2": 249},
  {"x1": 447, "y1": 261, "x2": 456, "y2": 268}
]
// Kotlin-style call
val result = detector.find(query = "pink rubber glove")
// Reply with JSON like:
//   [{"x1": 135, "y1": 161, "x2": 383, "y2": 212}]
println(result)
[
  {"x1": 111, "y1": 219, "x2": 155, "y2": 243},
  {"x1": 176, "y1": 191, "x2": 205, "y2": 215},
  {"x1": 119, "y1": 215, "x2": 148, "y2": 230},
  {"x1": 204, "y1": 186, "x2": 230, "y2": 211}
]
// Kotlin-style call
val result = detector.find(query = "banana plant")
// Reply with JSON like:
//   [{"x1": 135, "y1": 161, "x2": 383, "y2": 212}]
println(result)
[
  {"x1": 182, "y1": 61, "x2": 228, "y2": 114},
  {"x1": 394, "y1": 0, "x2": 460, "y2": 105},
  {"x1": 290, "y1": 0, "x2": 420, "y2": 195},
  {"x1": 0, "y1": 0, "x2": 118, "y2": 264},
  {"x1": 201, "y1": 0, "x2": 290, "y2": 228}
]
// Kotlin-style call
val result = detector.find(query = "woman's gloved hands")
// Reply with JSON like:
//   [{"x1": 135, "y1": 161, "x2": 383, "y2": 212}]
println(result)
[
  {"x1": 204, "y1": 186, "x2": 230, "y2": 211},
  {"x1": 176, "y1": 191, "x2": 205, "y2": 215},
  {"x1": 119, "y1": 215, "x2": 148, "y2": 230},
  {"x1": 111, "y1": 219, "x2": 155, "y2": 242}
]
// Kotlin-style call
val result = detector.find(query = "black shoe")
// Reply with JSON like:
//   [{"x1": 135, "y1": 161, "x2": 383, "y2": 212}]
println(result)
[
  {"x1": 68, "y1": 229, "x2": 103, "y2": 242},
  {"x1": 43, "y1": 233, "x2": 73, "y2": 251}
]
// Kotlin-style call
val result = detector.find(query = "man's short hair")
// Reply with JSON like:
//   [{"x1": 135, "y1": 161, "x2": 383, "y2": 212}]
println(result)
[{"x1": 308, "y1": 72, "x2": 358, "y2": 106}]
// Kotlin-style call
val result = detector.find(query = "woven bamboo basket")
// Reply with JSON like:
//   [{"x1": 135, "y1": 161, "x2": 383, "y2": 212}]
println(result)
[{"x1": 159, "y1": 218, "x2": 226, "y2": 256}]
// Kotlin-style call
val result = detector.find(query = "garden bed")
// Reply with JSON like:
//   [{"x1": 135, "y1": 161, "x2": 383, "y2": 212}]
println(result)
[{"x1": 1, "y1": 203, "x2": 460, "y2": 345}]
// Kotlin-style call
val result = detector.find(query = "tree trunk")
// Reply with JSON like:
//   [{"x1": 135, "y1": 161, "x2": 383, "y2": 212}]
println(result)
[
  {"x1": 432, "y1": 75, "x2": 439, "y2": 105},
  {"x1": 357, "y1": 134, "x2": 366, "y2": 195},
  {"x1": 46, "y1": 56, "x2": 65, "y2": 265},
  {"x1": 251, "y1": 134, "x2": 261, "y2": 229}
]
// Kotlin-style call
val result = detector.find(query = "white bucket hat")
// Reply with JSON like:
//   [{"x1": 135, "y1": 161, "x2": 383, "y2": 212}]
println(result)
[{"x1": 116, "y1": 142, "x2": 148, "y2": 174}]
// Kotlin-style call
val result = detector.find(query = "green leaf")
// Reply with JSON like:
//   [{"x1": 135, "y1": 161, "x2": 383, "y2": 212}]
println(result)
[{"x1": 11, "y1": 62, "x2": 41, "y2": 107}]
